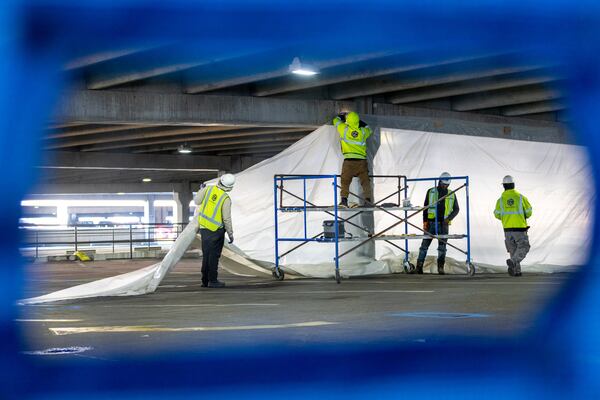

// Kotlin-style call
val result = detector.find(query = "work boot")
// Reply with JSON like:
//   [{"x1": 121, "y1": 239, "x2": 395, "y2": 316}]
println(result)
[
  {"x1": 415, "y1": 260, "x2": 424, "y2": 274},
  {"x1": 437, "y1": 259, "x2": 445, "y2": 275},
  {"x1": 506, "y1": 259, "x2": 516, "y2": 276},
  {"x1": 208, "y1": 280, "x2": 226, "y2": 288},
  {"x1": 338, "y1": 197, "x2": 348, "y2": 208},
  {"x1": 514, "y1": 262, "x2": 522, "y2": 277}
]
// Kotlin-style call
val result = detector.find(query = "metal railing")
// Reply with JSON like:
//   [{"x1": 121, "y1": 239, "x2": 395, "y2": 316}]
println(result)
[{"x1": 19, "y1": 222, "x2": 188, "y2": 259}]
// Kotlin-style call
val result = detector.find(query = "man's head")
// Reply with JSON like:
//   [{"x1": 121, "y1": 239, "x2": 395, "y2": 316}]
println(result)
[
  {"x1": 218, "y1": 173, "x2": 235, "y2": 191},
  {"x1": 346, "y1": 112, "x2": 360, "y2": 127},
  {"x1": 502, "y1": 175, "x2": 515, "y2": 190},
  {"x1": 439, "y1": 172, "x2": 451, "y2": 188}
]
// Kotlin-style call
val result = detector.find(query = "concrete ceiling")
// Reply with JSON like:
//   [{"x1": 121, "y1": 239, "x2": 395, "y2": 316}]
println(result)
[
  {"x1": 40, "y1": 45, "x2": 568, "y2": 192},
  {"x1": 47, "y1": 46, "x2": 565, "y2": 160}
]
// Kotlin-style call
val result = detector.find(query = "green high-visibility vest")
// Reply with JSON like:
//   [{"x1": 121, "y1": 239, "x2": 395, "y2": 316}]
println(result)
[
  {"x1": 427, "y1": 188, "x2": 456, "y2": 220},
  {"x1": 494, "y1": 189, "x2": 532, "y2": 229},
  {"x1": 198, "y1": 186, "x2": 229, "y2": 231},
  {"x1": 333, "y1": 116, "x2": 371, "y2": 159}
]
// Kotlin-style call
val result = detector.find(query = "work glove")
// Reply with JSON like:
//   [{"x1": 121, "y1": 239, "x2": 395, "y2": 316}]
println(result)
[
  {"x1": 423, "y1": 221, "x2": 430, "y2": 232},
  {"x1": 359, "y1": 119, "x2": 367, "y2": 128},
  {"x1": 228, "y1": 235, "x2": 234, "y2": 244}
]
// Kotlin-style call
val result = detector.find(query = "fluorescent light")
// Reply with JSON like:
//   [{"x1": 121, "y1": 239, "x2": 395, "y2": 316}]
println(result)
[
  {"x1": 178, "y1": 144, "x2": 192, "y2": 154},
  {"x1": 117, "y1": 192, "x2": 125, "y2": 195},
  {"x1": 142, "y1": 178, "x2": 152, "y2": 183},
  {"x1": 289, "y1": 57, "x2": 318, "y2": 76}
]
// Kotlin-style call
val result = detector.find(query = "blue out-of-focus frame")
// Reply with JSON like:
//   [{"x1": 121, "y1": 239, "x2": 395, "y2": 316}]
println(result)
[{"x1": 2, "y1": 0, "x2": 599, "y2": 398}]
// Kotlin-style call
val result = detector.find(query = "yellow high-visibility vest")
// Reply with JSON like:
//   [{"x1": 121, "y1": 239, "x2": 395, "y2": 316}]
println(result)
[
  {"x1": 197, "y1": 186, "x2": 229, "y2": 231},
  {"x1": 333, "y1": 116, "x2": 371, "y2": 159},
  {"x1": 427, "y1": 188, "x2": 456, "y2": 221},
  {"x1": 494, "y1": 189, "x2": 532, "y2": 229}
]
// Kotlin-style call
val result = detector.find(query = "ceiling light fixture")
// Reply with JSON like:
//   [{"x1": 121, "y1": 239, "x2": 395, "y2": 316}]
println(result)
[
  {"x1": 289, "y1": 57, "x2": 318, "y2": 76},
  {"x1": 178, "y1": 144, "x2": 192, "y2": 154},
  {"x1": 142, "y1": 178, "x2": 152, "y2": 183}
]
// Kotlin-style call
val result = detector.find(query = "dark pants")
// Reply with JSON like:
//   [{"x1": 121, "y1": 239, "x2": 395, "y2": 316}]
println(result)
[
  {"x1": 417, "y1": 222, "x2": 449, "y2": 264},
  {"x1": 200, "y1": 228, "x2": 225, "y2": 284},
  {"x1": 340, "y1": 159, "x2": 372, "y2": 200}
]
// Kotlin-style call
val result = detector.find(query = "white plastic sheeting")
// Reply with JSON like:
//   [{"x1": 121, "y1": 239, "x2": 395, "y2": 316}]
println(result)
[
  {"x1": 373, "y1": 128, "x2": 593, "y2": 271},
  {"x1": 228, "y1": 126, "x2": 593, "y2": 273},
  {"x1": 19, "y1": 219, "x2": 201, "y2": 305},
  {"x1": 19, "y1": 125, "x2": 593, "y2": 304}
]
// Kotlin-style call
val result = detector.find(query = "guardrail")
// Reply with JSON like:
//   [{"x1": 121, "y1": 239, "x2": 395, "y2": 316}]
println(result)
[{"x1": 19, "y1": 222, "x2": 189, "y2": 259}]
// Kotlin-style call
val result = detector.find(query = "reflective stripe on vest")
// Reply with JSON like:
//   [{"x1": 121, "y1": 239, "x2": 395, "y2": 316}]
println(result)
[
  {"x1": 495, "y1": 191, "x2": 528, "y2": 229},
  {"x1": 198, "y1": 186, "x2": 229, "y2": 231},
  {"x1": 427, "y1": 188, "x2": 455, "y2": 220},
  {"x1": 339, "y1": 125, "x2": 367, "y2": 159}
]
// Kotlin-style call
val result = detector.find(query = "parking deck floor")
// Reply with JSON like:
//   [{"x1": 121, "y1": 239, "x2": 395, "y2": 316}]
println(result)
[{"x1": 18, "y1": 259, "x2": 570, "y2": 360}]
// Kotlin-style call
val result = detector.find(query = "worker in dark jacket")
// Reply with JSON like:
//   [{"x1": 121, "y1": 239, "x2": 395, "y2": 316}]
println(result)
[{"x1": 415, "y1": 172, "x2": 460, "y2": 275}]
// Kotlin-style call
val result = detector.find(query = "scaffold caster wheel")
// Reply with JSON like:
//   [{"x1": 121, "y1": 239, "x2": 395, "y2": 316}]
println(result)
[
  {"x1": 272, "y1": 267, "x2": 285, "y2": 281},
  {"x1": 467, "y1": 262, "x2": 476, "y2": 276},
  {"x1": 335, "y1": 269, "x2": 341, "y2": 284},
  {"x1": 403, "y1": 261, "x2": 415, "y2": 274}
]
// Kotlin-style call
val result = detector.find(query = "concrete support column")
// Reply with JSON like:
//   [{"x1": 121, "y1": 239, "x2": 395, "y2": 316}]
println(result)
[{"x1": 174, "y1": 182, "x2": 193, "y2": 225}]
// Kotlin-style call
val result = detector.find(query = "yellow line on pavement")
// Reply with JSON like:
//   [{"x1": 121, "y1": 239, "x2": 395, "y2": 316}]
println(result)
[
  {"x1": 16, "y1": 319, "x2": 83, "y2": 323},
  {"x1": 50, "y1": 321, "x2": 337, "y2": 336}
]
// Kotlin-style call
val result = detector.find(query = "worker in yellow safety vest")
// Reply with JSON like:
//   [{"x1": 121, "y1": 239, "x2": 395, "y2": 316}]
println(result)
[
  {"x1": 494, "y1": 175, "x2": 532, "y2": 277},
  {"x1": 332, "y1": 111, "x2": 372, "y2": 208},
  {"x1": 194, "y1": 173, "x2": 235, "y2": 288},
  {"x1": 414, "y1": 172, "x2": 460, "y2": 275}
]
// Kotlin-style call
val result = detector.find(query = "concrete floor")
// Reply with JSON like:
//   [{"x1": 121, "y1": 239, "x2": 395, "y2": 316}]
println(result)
[{"x1": 18, "y1": 259, "x2": 570, "y2": 360}]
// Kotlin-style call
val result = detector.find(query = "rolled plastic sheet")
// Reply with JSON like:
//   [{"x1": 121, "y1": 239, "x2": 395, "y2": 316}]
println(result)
[{"x1": 19, "y1": 219, "x2": 201, "y2": 305}]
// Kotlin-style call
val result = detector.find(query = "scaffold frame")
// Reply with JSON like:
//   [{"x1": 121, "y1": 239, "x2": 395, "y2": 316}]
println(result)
[{"x1": 273, "y1": 174, "x2": 474, "y2": 283}]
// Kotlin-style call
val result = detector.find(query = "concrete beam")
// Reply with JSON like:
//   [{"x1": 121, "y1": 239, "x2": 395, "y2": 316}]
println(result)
[
  {"x1": 31, "y1": 182, "x2": 189, "y2": 195},
  {"x1": 55, "y1": 90, "x2": 570, "y2": 144},
  {"x1": 46, "y1": 126, "x2": 239, "y2": 149},
  {"x1": 217, "y1": 146, "x2": 289, "y2": 156},
  {"x1": 251, "y1": 53, "x2": 481, "y2": 97},
  {"x1": 40, "y1": 150, "x2": 230, "y2": 172},
  {"x1": 84, "y1": 44, "x2": 237, "y2": 90},
  {"x1": 370, "y1": 103, "x2": 570, "y2": 144},
  {"x1": 386, "y1": 72, "x2": 555, "y2": 104},
  {"x1": 501, "y1": 100, "x2": 565, "y2": 116},
  {"x1": 80, "y1": 128, "x2": 311, "y2": 152},
  {"x1": 134, "y1": 134, "x2": 307, "y2": 154},
  {"x1": 184, "y1": 50, "x2": 388, "y2": 94},
  {"x1": 452, "y1": 84, "x2": 562, "y2": 111},
  {"x1": 65, "y1": 48, "x2": 149, "y2": 70},
  {"x1": 46, "y1": 124, "x2": 149, "y2": 140},
  {"x1": 56, "y1": 89, "x2": 348, "y2": 127},
  {"x1": 330, "y1": 63, "x2": 539, "y2": 100}
]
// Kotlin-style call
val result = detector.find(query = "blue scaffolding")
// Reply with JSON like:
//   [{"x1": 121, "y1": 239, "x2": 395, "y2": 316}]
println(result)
[{"x1": 273, "y1": 174, "x2": 474, "y2": 283}]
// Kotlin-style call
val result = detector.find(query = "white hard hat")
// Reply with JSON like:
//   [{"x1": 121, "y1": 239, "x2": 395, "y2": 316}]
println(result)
[
  {"x1": 439, "y1": 172, "x2": 451, "y2": 185},
  {"x1": 219, "y1": 173, "x2": 236, "y2": 188},
  {"x1": 502, "y1": 175, "x2": 514, "y2": 185}
]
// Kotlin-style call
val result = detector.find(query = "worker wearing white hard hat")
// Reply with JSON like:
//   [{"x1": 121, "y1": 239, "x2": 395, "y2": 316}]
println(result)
[
  {"x1": 413, "y1": 172, "x2": 460, "y2": 275},
  {"x1": 193, "y1": 173, "x2": 236, "y2": 288},
  {"x1": 494, "y1": 175, "x2": 532, "y2": 277}
]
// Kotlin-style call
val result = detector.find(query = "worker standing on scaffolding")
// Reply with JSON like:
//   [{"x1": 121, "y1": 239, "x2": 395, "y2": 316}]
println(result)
[
  {"x1": 414, "y1": 172, "x2": 460, "y2": 275},
  {"x1": 332, "y1": 111, "x2": 373, "y2": 208}
]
